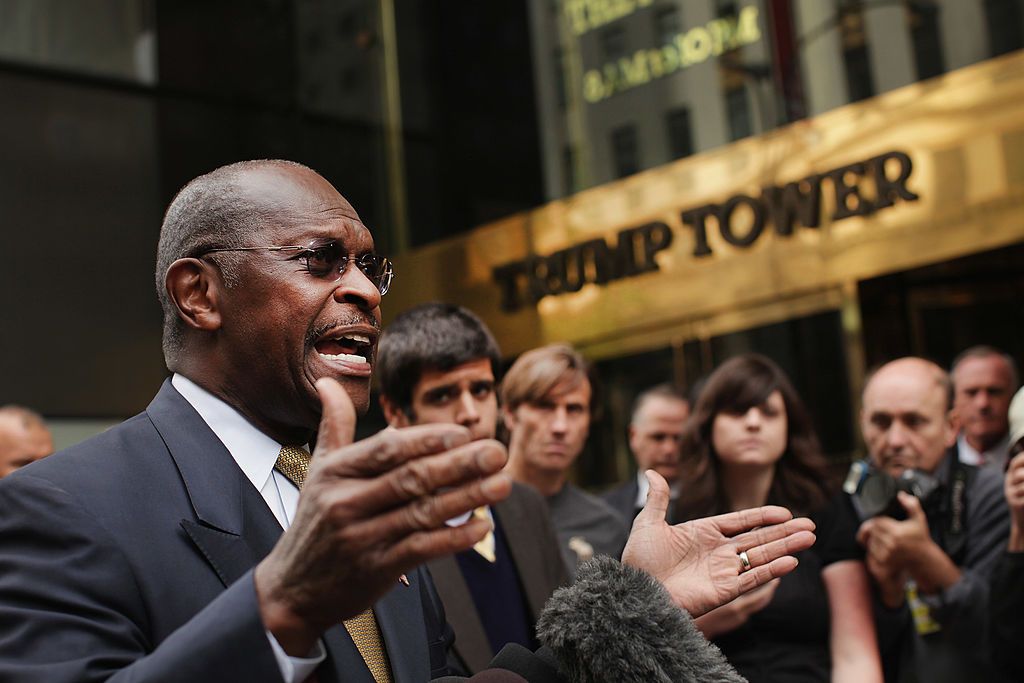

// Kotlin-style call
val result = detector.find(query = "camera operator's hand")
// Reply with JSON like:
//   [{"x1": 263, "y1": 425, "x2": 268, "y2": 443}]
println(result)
[
  {"x1": 1006, "y1": 452, "x2": 1024, "y2": 552},
  {"x1": 857, "y1": 492, "x2": 961, "y2": 597}
]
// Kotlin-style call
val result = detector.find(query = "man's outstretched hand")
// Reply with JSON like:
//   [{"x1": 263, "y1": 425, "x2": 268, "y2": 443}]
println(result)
[
  {"x1": 622, "y1": 471, "x2": 816, "y2": 618},
  {"x1": 255, "y1": 377, "x2": 512, "y2": 655}
]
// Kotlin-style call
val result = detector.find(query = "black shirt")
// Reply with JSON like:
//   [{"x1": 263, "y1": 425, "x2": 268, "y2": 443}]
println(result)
[{"x1": 713, "y1": 494, "x2": 863, "y2": 683}]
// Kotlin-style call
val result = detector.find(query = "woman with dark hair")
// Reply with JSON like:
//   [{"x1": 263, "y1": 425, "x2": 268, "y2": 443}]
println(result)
[{"x1": 676, "y1": 354, "x2": 881, "y2": 683}]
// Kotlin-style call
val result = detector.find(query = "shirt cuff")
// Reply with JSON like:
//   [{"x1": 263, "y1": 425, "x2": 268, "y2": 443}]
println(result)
[{"x1": 265, "y1": 630, "x2": 327, "y2": 683}]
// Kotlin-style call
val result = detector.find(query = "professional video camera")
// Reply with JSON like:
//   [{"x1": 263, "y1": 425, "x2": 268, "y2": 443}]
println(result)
[{"x1": 843, "y1": 460, "x2": 941, "y2": 520}]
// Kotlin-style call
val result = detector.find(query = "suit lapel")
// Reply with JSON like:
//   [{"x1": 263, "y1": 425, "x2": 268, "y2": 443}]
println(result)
[
  {"x1": 496, "y1": 494, "x2": 549, "y2": 619},
  {"x1": 426, "y1": 554, "x2": 491, "y2": 672},
  {"x1": 375, "y1": 572, "x2": 431, "y2": 683},
  {"x1": 147, "y1": 380, "x2": 428, "y2": 683},
  {"x1": 147, "y1": 380, "x2": 284, "y2": 588}
]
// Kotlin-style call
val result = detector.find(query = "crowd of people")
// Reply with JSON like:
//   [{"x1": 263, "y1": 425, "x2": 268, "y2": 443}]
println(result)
[{"x1": 0, "y1": 159, "x2": 1019, "y2": 682}]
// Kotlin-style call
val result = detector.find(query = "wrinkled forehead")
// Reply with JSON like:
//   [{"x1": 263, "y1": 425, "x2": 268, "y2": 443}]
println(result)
[
  {"x1": 864, "y1": 370, "x2": 947, "y2": 419},
  {"x1": 242, "y1": 165, "x2": 372, "y2": 244},
  {"x1": 954, "y1": 355, "x2": 1014, "y2": 387}
]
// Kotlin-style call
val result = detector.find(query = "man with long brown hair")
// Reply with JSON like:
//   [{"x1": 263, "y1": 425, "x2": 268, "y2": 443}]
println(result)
[{"x1": 501, "y1": 344, "x2": 629, "y2": 578}]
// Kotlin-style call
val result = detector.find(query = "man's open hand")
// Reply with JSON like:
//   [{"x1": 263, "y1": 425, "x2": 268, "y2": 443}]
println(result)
[
  {"x1": 255, "y1": 377, "x2": 512, "y2": 654},
  {"x1": 621, "y1": 471, "x2": 815, "y2": 618}
]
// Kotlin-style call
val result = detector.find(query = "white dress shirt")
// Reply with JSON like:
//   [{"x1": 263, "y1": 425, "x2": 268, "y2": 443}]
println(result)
[
  {"x1": 172, "y1": 374, "x2": 325, "y2": 683},
  {"x1": 633, "y1": 470, "x2": 681, "y2": 511},
  {"x1": 957, "y1": 432, "x2": 1011, "y2": 474}
]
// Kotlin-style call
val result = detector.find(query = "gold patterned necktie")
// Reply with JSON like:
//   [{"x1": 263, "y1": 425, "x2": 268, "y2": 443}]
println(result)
[
  {"x1": 274, "y1": 445, "x2": 394, "y2": 683},
  {"x1": 471, "y1": 507, "x2": 496, "y2": 563}
]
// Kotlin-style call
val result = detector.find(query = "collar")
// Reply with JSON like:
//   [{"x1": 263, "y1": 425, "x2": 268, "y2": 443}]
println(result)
[
  {"x1": 634, "y1": 470, "x2": 681, "y2": 508},
  {"x1": 171, "y1": 374, "x2": 281, "y2": 494},
  {"x1": 957, "y1": 431, "x2": 1010, "y2": 467}
]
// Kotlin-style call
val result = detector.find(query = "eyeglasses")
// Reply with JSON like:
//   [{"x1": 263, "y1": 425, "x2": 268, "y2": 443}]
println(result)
[{"x1": 197, "y1": 241, "x2": 394, "y2": 295}]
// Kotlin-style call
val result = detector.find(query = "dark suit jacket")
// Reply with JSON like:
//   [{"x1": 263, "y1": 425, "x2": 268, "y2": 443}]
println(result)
[
  {"x1": 603, "y1": 477, "x2": 680, "y2": 526},
  {"x1": 426, "y1": 482, "x2": 568, "y2": 673},
  {"x1": 602, "y1": 479, "x2": 640, "y2": 526},
  {"x1": 0, "y1": 380, "x2": 451, "y2": 682}
]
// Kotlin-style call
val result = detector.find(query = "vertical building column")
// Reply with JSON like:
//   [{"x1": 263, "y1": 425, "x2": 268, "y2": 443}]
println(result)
[
  {"x1": 863, "y1": 1, "x2": 915, "y2": 93},
  {"x1": 793, "y1": 0, "x2": 847, "y2": 116},
  {"x1": 527, "y1": 0, "x2": 568, "y2": 202},
  {"x1": 935, "y1": 0, "x2": 988, "y2": 71}
]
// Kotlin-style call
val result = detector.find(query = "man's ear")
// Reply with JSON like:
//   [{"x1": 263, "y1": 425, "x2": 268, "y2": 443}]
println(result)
[
  {"x1": 943, "y1": 408, "x2": 959, "y2": 448},
  {"x1": 501, "y1": 405, "x2": 517, "y2": 431},
  {"x1": 380, "y1": 395, "x2": 412, "y2": 428},
  {"x1": 165, "y1": 258, "x2": 222, "y2": 333}
]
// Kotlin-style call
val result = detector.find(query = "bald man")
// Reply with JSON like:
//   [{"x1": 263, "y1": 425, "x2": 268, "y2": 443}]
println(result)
[
  {"x1": 856, "y1": 358, "x2": 1009, "y2": 683},
  {"x1": 0, "y1": 406, "x2": 53, "y2": 479}
]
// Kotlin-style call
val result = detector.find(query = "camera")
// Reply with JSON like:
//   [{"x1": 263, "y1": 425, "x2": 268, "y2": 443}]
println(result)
[{"x1": 843, "y1": 459, "x2": 941, "y2": 520}]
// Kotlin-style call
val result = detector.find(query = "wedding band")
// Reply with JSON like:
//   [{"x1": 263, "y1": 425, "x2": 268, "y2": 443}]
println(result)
[{"x1": 738, "y1": 550, "x2": 752, "y2": 572}]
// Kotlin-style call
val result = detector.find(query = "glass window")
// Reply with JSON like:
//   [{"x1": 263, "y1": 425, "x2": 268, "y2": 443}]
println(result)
[
  {"x1": 840, "y1": 5, "x2": 875, "y2": 102},
  {"x1": 726, "y1": 86, "x2": 752, "y2": 141},
  {"x1": 0, "y1": 0, "x2": 157, "y2": 83},
  {"x1": 985, "y1": 0, "x2": 1024, "y2": 57},
  {"x1": 653, "y1": 5, "x2": 680, "y2": 45},
  {"x1": 909, "y1": 1, "x2": 945, "y2": 81},
  {"x1": 563, "y1": 144, "x2": 577, "y2": 194},
  {"x1": 666, "y1": 107, "x2": 693, "y2": 160},
  {"x1": 611, "y1": 125, "x2": 639, "y2": 178},
  {"x1": 601, "y1": 25, "x2": 627, "y2": 61}
]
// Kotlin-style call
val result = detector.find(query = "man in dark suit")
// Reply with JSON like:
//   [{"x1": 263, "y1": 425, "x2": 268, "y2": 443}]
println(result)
[
  {"x1": 377, "y1": 303, "x2": 569, "y2": 674},
  {"x1": 603, "y1": 384, "x2": 689, "y2": 525},
  {"x1": 0, "y1": 160, "x2": 511, "y2": 682},
  {"x1": 0, "y1": 160, "x2": 819, "y2": 683}
]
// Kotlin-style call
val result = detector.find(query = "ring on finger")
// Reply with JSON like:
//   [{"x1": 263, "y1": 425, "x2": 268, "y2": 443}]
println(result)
[{"x1": 738, "y1": 550, "x2": 752, "y2": 572}]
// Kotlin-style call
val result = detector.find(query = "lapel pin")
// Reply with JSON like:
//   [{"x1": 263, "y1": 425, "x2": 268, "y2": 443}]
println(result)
[{"x1": 399, "y1": 574, "x2": 410, "y2": 586}]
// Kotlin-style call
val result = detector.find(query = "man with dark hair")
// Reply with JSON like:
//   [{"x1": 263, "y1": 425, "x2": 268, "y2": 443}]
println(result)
[
  {"x1": 501, "y1": 344, "x2": 629, "y2": 578},
  {"x1": 951, "y1": 345, "x2": 1018, "y2": 474},
  {"x1": 856, "y1": 357, "x2": 1009, "y2": 682},
  {"x1": 377, "y1": 303, "x2": 568, "y2": 674},
  {"x1": 0, "y1": 406, "x2": 53, "y2": 479},
  {"x1": 603, "y1": 384, "x2": 689, "y2": 525},
  {"x1": 0, "y1": 160, "x2": 817, "y2": 682}
]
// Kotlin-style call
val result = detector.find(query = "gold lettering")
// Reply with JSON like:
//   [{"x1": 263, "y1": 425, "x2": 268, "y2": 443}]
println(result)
[
  {"x1": 648, "y1": 47, "x2": 666, "y2": 78},
  {"x1": 680, "y1": 27, "x2": 713, "y2": 65},
  {"x1": 583, "y1": 69, "x2": 607, "y2": 102},
  {"x1": 580, "y1": 7, "x2": 762, "y2": 100},
  {"x1": 736, "y1": 5, "x2": 761, "y2": 44},
  {"x1": 661, "y1": 44, "x2": 680, "y2": 72},
  {"x1": 566, "y1": 0, "x2": 658, "y2": 36},
  {"x1": 619, "y1": 51, "x2": 651, "y2": 86},
  {"x1": 707, "y1": 18, "x2": 737, "y2": 55},
  {"x1": 603, "y1": 63, "x2": 620, "y2": 96},
  {"x1": 564, "y1": 0, "x2": 589, "y2": 36}
]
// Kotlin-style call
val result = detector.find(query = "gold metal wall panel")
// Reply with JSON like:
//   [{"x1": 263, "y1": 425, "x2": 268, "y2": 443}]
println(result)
[{"x1": 387, "y1": 52, "x2": 1024, "y2": 359}]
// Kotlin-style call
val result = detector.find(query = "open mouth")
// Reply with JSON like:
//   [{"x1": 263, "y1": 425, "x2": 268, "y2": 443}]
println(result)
[{"x1": 314, "y1": 330, "x2": 375, "y2": 366}]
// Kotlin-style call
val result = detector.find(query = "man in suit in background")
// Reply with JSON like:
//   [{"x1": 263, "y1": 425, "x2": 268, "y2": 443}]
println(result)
[
  {"x1": 0, "y1": 160, "x2": 510, "y2": 682},
  {"x1": 0, "y1": 405, "x2": 53, "y2": 479},
  {"x1": 951, "y1": 345, "x2": 1018, "y2": 474},
  {"x1": 603, "y1": 384, "x2": 689, "y2": 525},
  {"x1": 501, "y1": 344, "x2": 629, "y2": 578},
  {"x1": 377, "y1": 303, "x2": 569, "y2": 674}
]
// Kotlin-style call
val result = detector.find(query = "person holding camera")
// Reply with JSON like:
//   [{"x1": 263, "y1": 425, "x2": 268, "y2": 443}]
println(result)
[
  {"x1": 989, "y1": 385, "x2": 1024, "y2": 681},
  {"x1": 855, "y1": 357, "x2": 1009, "y2": 682}
]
